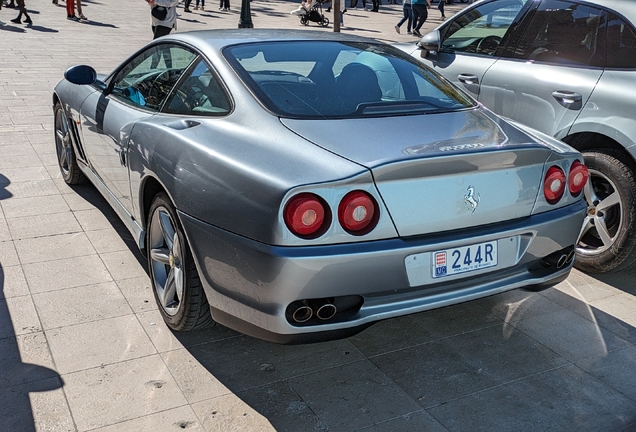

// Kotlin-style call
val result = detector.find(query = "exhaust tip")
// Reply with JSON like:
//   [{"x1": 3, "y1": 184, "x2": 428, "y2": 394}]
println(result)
[
  {"x1": 565, "y1": 250, "x2": 575, "y2": 264},
  {"x1": 292, "y1": 305, "x2": 313, "y2": 323},
  {"x1": 316, "y1": 303, "x2": 337, "y2": 320},
  {"x1": 556, "y1": 254, "x2": 568, "y2": 269}
]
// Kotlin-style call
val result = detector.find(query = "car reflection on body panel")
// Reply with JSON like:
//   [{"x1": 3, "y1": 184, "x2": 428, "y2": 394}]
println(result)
[{"x1": 53, "y1": 29, "x2": 586, "y2": 343}]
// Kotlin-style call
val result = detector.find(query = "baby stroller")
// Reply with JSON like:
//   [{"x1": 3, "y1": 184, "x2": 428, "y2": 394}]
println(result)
[{"x1": 299, "y1": 0, "x2": 330, "y2": 27}]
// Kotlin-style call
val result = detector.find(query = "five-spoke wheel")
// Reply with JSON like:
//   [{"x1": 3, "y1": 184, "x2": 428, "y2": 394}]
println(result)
[
  {"x1": 574, "y1": 150, "x2": 636, "y2": 273},
  {"x1": 147, "y1": 193, "x2": 213, "y2": 330},
  {"x1": 54, "y1": 102, "x2": 84, "y2": 184}
]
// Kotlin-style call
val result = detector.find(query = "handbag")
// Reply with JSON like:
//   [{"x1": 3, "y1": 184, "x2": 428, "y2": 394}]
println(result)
[{"x1": 151, "y1": 6, "x2": 168, "y2": 20}]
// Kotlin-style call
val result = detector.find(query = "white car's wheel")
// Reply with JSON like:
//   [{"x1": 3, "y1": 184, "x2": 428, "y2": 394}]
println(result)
[{"x1": 574, "y1": 150, "x2": 636, "y2": 273}]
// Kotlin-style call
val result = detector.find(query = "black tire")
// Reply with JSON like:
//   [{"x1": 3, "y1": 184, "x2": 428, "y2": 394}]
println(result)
[
  {"x1": 54, "y1": 102, "x2": 85, "y2": 185},
  {"x1": 301, "y1": 17, "x2": 309, "y2": 26},
  {"x1": 574, "y1": 150, "x2": 636, "y2": 273},
  {"x1": 321, "y1": 16, "x2": 330, "y2": 27},
  {"x1": 146, "y1": 193, "x2": 214, "y2": 331}
]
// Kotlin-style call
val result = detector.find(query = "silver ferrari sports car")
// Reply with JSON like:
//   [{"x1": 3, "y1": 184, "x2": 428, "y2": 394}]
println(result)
[{"x1": 53, "y1": 29, "x2": 587, "y2": 343}]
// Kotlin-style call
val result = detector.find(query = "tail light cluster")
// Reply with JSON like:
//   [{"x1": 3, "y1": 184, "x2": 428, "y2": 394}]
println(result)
[
  {"x1": 284, "y1": 190, "x2": 379, "y2": 239},
  {"x1": 543, "y1": 160, "x2": 588, "y2": 204}
]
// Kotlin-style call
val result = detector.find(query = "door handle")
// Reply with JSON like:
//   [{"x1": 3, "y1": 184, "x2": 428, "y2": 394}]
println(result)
[
  {"x1": 552, "y1": 91, "x2": 582, "y2": 105},
  {"x1": 458, "y1": 74, "x2": 479, "y2": 85}
]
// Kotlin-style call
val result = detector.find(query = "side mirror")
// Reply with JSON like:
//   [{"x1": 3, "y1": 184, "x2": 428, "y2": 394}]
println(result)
[
  {"x1": 64, "y1": 64, "x2": 108, "y2": 93},
  {"x1": 418, "y1": 30, "x2": 441, "y2": 54},
  {"x1": 64, "y1": 65, "x2": 97, "y2": 85}
]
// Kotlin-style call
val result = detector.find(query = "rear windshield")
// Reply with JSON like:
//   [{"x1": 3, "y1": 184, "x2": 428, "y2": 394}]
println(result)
[{"x1": 223, "y1": 41, "x2": 475, "y2": 119}]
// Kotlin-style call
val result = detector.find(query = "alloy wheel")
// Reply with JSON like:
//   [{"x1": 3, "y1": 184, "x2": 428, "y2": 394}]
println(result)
[
  {"x1": 54, "y1": 108, "x2": 73, "y2": 176},
  {"x1": 577, "y1": 168, "x2": 623, "y2": 255},
  {"x1": 149, "y1": 207, "x2": 184, "y2": 316}
]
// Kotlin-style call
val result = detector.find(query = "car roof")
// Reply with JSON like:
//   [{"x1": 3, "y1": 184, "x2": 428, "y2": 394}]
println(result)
[{"x1": 160, "y1": 29, "x2": 379, "y2": 51}]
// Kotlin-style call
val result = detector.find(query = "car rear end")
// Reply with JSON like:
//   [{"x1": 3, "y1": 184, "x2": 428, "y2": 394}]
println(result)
[{"x1": 181, "y1": 35, "x2": 588, "y2": 342}]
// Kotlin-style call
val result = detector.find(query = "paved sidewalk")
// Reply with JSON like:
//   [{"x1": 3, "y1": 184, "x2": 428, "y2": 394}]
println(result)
[{"x1": 1, "y1": 0, "x2": 636, "y2": 431}]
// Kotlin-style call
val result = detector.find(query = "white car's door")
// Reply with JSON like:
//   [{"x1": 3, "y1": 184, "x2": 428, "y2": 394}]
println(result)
[
  {"x1": 478, "y1": 0, "x2": 605, "y2": 139},
  {"x1": 416, "y1": 0, "x2": 530, "y2": 99}
]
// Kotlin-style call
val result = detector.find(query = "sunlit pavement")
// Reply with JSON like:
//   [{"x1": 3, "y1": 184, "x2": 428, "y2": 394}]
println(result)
[{"x1": 1, "y1": 1, "x2": 636, "y2": 430}]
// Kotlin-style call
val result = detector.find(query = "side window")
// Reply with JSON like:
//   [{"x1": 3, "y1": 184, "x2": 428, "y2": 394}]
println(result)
[
  {"x1": 512, "y1": 0, "x2": 603, "y2": 66},
  {"x1": 441, "y1": 0, "x2": 528, "y2": 56},
  {"x1": 606, "y1": 13, "x2": 636, "y2": 69},
  {"x1": 110, "y1": 44, "x2": 196, "y2": 111},
  {"x1": 164, "y1": 59, "x2": 231, "y2": 116}
]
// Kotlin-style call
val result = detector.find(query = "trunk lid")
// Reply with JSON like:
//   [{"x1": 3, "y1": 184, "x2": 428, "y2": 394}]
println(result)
[{"x1": 280, "y1": 109, "x2": 553, "y2": 236}]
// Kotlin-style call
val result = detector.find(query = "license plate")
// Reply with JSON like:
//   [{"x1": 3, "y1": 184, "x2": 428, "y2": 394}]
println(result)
[{"x1": 432, "y1": 241, "x2": 498, "y2": 278}]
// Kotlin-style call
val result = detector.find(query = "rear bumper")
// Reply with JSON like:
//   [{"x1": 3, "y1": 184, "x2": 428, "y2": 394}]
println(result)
[{"x1": 180, "y1": 200, "x2": 586, "y2": 343}]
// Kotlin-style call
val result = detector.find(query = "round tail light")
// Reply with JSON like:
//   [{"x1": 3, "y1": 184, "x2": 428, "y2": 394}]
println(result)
[
  {"x1": 568, "y1": 160, "x2": 588, "y2": 196},
  {"x1": 338, "y1": 191, "x2": 378, "y2": 235},
  {"x1": 284, "y1": 193, "x2": 329, "y2": 238},
  {"x1": 544, "y1": 166, "x2": 566, "y2": 204}
]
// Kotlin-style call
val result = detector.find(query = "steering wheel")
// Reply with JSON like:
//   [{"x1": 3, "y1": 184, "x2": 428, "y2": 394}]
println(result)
[
  {"x1": 476, "y1": 35, "x2": 503, "y2": 55},
  {"x1": 148, "y1": 70, "x2": 171, "y2": 100}
]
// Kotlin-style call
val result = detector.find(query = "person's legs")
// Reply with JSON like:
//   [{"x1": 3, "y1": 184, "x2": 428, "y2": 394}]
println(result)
[
  {"x1": 11, "y1": 0, "x2": 24, "y2": 22},
  {"x1": 66, "y1": 0, "x2": 75, "y2": 17},
  {"x1": 396, "y1": 3, "x2": 409, "y2": 32},
  {"x1": 153, "y1": 24, "x2": 173, "y2": 39},
  {"x1": 184, "y1": 0, "x2": 192, "y2": 12},
  {"x1": 77, "y1": 0, "x2": 86, "y2": 19},
  {"x1": 437, "y1": 0, "x2": 444, "y2": 18},
  {"x1": 411, "y1": 5, "x2": 420, "y2": 33},
  {"x1": 407, "y1": 5, "x2": 413, "y2": 32},
  {"x1": 411, "y1": 3, "x2": 427, "y2": 35}
]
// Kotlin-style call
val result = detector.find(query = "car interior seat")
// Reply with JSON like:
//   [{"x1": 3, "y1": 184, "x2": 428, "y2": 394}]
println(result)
[{"x1": 335, "y1": 63, "x2": 383, "y2": 114}]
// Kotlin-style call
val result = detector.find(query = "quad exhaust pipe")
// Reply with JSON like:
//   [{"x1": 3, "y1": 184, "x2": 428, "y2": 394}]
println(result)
[
  {"x1": 291, "y1": 302, "x2": 313, "y2": 323},
  {"x1": 290, "y1": 299, "x2": 337, "y2": 323}
]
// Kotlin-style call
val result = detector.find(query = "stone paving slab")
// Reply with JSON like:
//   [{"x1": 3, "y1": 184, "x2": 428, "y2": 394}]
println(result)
[{"x1": 1, "y1": 0, "x2": 636, "y2": 431}]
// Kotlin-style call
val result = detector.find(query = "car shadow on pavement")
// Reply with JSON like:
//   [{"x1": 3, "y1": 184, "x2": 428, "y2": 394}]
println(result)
[{"x1": 168, "y1": 284, "x2": 636, "y2": 431}]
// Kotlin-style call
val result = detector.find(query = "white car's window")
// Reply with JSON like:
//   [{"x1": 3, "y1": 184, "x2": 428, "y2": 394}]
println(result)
[
  {"x1": 110, "y1": 44, "x2": 197, "y2": 111},
  {"x1": 606, "y1": 13, "x2": 636, "y2": 69},
  {"x1": 164, "y1": 59, "x2": 231, "y2": 116},
  {"x1": 441, "y1": 0, "x2": 528, "y2": 56},
  {"x1": 224, "y1": 41, "x2": 474, "y2": 119},
  {"x1": 512, "y1": 0, "x2": 603, "y2": 67}
]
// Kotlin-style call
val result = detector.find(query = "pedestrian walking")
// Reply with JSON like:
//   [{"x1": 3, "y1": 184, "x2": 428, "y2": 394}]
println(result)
[
  {"x1": 411, "y1": 0, "x2": 430, "y2": 37},
  {"x1": 394, "y1": 0, "x2": 413, "y2": 34},
  {"x1": 148, "y1": 0, "x2": 179, "y2": 39},
  {"x1": 10, "y1": 0, "x2": 32, "y2": 24},
  {"x1": 183, "y1": 0, "x2": 192, "y2": 12},
  {"x1": 437, "y1": 0, "x2": 445, "y2": 20},
  {"x1": 371, "y1": 0, "x2": 379, "y2": 12},
  {"x1": 219, "y1": 0, "x2": 229, "y2": 12},
  {"x1": 350, "y1": 0, "x2": 366, "y2": 10},
  {"x1": 194, "y1": 0, "x2": 204, "y2": 10}
]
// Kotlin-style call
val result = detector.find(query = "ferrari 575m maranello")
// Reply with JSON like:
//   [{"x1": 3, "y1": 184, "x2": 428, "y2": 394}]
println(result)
[{"x1": 53, "y1": 29, "x2": 587, "y2": 343}]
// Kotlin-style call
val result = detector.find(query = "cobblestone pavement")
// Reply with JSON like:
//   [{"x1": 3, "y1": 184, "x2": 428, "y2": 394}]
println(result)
[{"x1": 1, "y1": 0, "x2": 636, "y2": 431}]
